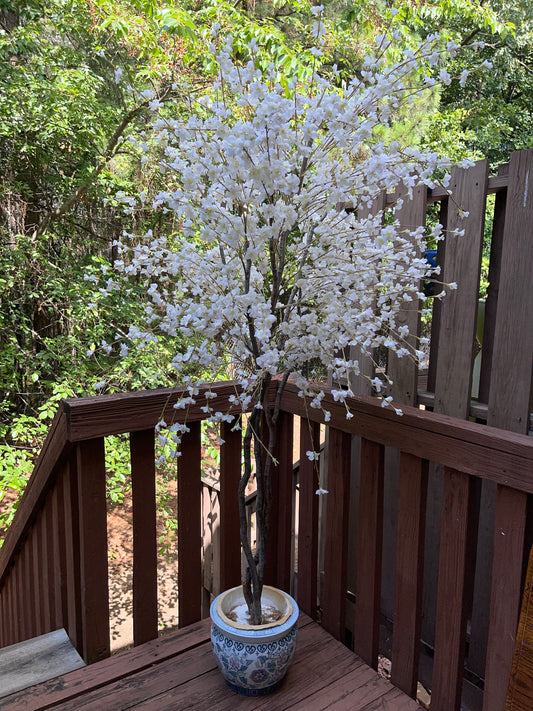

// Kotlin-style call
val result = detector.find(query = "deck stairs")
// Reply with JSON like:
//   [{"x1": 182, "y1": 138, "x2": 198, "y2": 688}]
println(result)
[{"x1": 0, "y1": 629, "x2": 85, "y2": 701}]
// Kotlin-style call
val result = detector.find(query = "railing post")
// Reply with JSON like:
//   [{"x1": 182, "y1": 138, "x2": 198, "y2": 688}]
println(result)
[{"x1": 76, "y1": 438, "x2": 110, "y2": 663}]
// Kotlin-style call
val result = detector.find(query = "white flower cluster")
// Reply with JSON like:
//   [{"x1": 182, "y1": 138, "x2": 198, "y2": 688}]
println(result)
[{"x1": 115, "y1": 35, "x2": 461, "y2": 426}]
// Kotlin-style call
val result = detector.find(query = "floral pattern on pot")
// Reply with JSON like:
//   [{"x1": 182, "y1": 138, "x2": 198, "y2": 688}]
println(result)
[{"x1": 211, "y1": 624, "x2": 297, "y2": 695}]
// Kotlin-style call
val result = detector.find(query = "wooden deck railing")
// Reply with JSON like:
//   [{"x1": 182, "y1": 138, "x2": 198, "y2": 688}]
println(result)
[{"x1": 0, "y1": 380, "x2": 532, "y2": 711}]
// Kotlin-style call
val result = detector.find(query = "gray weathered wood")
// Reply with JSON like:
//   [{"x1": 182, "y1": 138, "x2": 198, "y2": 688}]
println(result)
[{"x1": 0, "y1": 628, "x2": 85, "y2": 699}]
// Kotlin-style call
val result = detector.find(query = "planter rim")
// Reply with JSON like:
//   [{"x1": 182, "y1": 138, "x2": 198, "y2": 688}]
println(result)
[{"x1": 211, "y1": 585, "x2": 298, "y2": 637}]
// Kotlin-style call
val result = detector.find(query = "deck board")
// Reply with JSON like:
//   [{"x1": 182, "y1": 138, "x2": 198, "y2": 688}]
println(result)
[{"x1": 0, "y1": 616, "x2": 419, "y2": 711}]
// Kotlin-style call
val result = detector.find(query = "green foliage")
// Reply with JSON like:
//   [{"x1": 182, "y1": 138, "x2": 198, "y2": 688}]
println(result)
[{"x1": 1, "y1": 0, "x2": 532, "y2": 542}]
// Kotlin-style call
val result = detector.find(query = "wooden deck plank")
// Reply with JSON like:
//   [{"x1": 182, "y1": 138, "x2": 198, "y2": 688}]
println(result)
[
  {"x1": 0, "y1": 616, "x2": 416, "y2": 711},
  {"x1": 124, "y1": 622, "x2": 365, "y2": 711}
]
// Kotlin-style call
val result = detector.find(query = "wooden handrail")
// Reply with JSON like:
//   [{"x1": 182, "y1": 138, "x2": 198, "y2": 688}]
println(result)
[{"x1": 0, "y1": 378, "x2": 532, "y2": 709}]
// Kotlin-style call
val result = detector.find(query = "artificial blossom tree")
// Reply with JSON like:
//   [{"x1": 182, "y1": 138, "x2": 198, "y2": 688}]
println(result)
[{"x1": 113, "y1": 21, "x2": 468, "y2": 624}]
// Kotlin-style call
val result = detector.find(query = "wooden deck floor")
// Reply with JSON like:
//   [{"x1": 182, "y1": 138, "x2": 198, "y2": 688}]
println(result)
[{"x1": 0, "y1": 615, "x2": 419, "y2": 710}]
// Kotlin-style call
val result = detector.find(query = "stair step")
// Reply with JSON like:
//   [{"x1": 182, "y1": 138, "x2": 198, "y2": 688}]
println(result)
[{"x1": 0, "y1": 629, "x2": 85, "y2": 699}]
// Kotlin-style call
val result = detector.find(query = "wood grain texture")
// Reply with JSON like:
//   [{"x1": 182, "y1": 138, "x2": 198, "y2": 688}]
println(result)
[
  {"x1": 391, "y1": 453, "x2": 428, "y2": 696},
  {"x1": 130, "y1": 429, "x2": 158, "y2": 646},
  {"x1": 76, "y1": 439, "x2": 110, "y2": 664},
  {"x1": 354, "y1": 439, "x2": 384, "y2": 668},
  {"x1": 0, "y1": 616, "x2": 418, "y2": 711},
  {"x1": 433, "y1": 160, "x2": 489, "y2": 417},
  {"x1": 431, "y1": 468, "x2": 476, "y2": 711},
  {"x1": 388, "y1": 183, "x2": 428, "y2": 405},
  {"x1": 478, "y1": 161, "x2": 509, "y2": 403},
  {"x1": 64, "y1": 382, "x2": 246, "y2": 441},
  {"x1": 321, "y1": 427, "x2": 352, "y2": 642},
  {"x1": 218, "y1": 419, "x2": 242, "y2": 593},
  {"x1": 271, "y1": 411, "x2": 294, "y2": 592},
  {"x1": 297, "y1": 420, "x2": 321, "y2": 619},
  {"x1": 487, "y1": 149, "x2": 533, "y2": 433},
  {"x1": 279, "y1": 383, "x2": 533, "y2": 490},
  {"x1": 484, "y1": 486, "x2": 527, "y2": 711},
  {"x1": 177, "y1": 421, "x2": 202, "y2": 628},
  {"x1": 505, "y1": 544, "x2": 533, "y2": 710},
  {"x1": 0, "y1": 411, "x2": 70, "y2": 586},
  {"x1": 63, "y1": 459, "x2": 82, "y2": 655}
]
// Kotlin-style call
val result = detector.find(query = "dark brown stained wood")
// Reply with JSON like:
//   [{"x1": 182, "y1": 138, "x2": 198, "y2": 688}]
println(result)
[
  {"x1": 322, "y1": 427, "x2": 352, "y2": 641},
  {"x1": 170, "y1": 623, "x2": 367, "y2": 711},
  {"x1": 354, "y1": 438, "x2": 384, "y2": 668},
  {"x1": 346, "y1": 190, "x2": 387, "y2": 393},
  {"x1": 63, "y1": 461, "x2": 81, "y2": 651},
  {"x1": 484, "y1": 486, "x2": 527, "y2": 711},
  {"x1": 272, "y1": 411, "x2": 294, "y2": 592},
  {"x1": 433, "y1": 160, "x2": 489, "y2": 417},
  {"x1": 505, "y1": 544, "x2": 533, "y2": 710},
  {"x1": 23, "y1": 543, "x2": 36, "y2": 641},
  {"x1": 391, "y1": 453, "x2": 428, "y2": 696},
  {"x1": 0, "y1": 615, "x2": 418, "y2": 711},
  {"x1": 41, "y1": 501, "x2": 55, "y2": 633},
  {"x1": 297, "y1": 419, "x2": 321, "y2": 619},
  {"x1": 76, "y1": 439, "x2": 110, "y2": 664},
  {"x1": 0, "y1": 411, "x2": 70, "y2": 586},
  {"x1": 5, "y1": 573, "x2": 13, "y2": 646},
  {"x1": 422, "y1": 173, "x2": 508, "y2": 203},
  {"x1": 487, "y1": 149, "x2": 533, "y2": 434},
  {"x1": 177, "y1": 421, "x2": 202, "y2": 628},
  {"x1": 34, "y1": 517, "x2": 47, "y2": 636},
  {"x1": 388, "y1": 183, "x2": 428, "y2": 405},
  {"x1": 431, "y1": 468, "x2": 476, "y2": 711},
  {"x1": 64, "y1": 381, "x2": 246, "y2": 442},
  {"x1": 478, "y1": 161, "x2": 509, "y2": 404},
  {"x1": 279, "y1": 384, "x2": 533, "y2": 491},
  {"x1": 14, "y1": 563, "x2": 22, "y2": 644},
  {"x1": 218, "y1": 419, "x2": 242, "y2": 592},
  {"x1": 52, "y1": 473, "x2": 68, "y2": 632},
  {"x1": 130, "y1": 429, "x2": 158, "y2": 646}
]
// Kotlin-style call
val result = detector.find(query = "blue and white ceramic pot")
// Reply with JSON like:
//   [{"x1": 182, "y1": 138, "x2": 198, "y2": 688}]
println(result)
[{"x1": 210, "y1": 585, "x2": 299, "y2": 695}]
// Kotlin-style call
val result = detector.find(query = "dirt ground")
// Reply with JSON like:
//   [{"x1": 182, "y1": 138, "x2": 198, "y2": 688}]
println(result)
[{"x1": 107, "y1": 484, "x2": 180, "y2": 652}]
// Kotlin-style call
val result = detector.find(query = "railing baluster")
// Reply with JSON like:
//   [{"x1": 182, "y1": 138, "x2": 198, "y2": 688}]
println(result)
[
  {"x1": 432, "y1": 468, "x2": 476, "y2": 711},
  {"x1": 322, "y1": 426, "x2": 352, "y2": 641},
  {"x1": 483, "y1": 485, "x2": 527, "y2": 711},
  {"x1": 178, "y1": 421, "x2": 202, "y2": 627},
  {"x1": 354, "y1": 437, "x2": 384, "y2": 668},
  {"x1": 41, "y1": 502, "x2": 54, "y2": 633},
  {"x1": 64, "y1": 456, "x2": 82, "y2": 652},
  {"x1": 219, "y1": 419, "x2": 242, "y2": 592},
  {"x1": 392, "y1": 452, "x2": 428, "y2": 696},
  {"x1": 131, "y1": 429, "x2": 158, "y2": 646},
  {"x1": 5, "y1": 574, "x2": 13, "y2": 646},
  {"x1": 24, "y1": 543, "x2": 36, "y2": 640},
  {"x1": 267, "y1": 411, "x2": 294, "y2": 592},
  {"x1": 16, "y1": 554, "x2": 24, "y2": 643},
  {"x1": 76, "y1": 438, "x2": 110, "y2": 663},
  {"x1": 33, "y1": 516, "x2": 46, "y2": 636},
  {"x1": 297, "y1": 419, "x2": 321, "y2": 619},
  {"x1": 52, "y1": 471, "x2": 68, "y2": 634}
]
